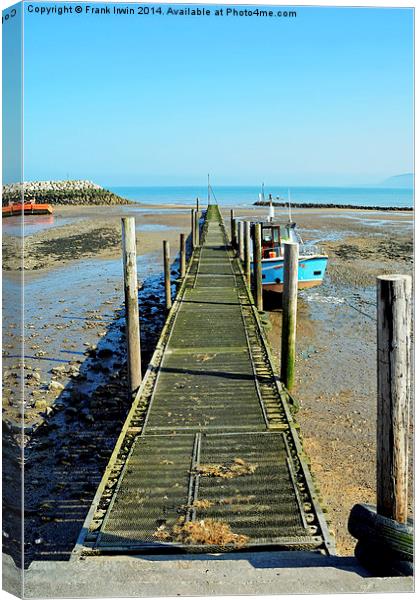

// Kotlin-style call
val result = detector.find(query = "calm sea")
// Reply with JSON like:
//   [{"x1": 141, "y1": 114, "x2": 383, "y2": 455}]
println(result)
[{"x1": 108, "y1": 185, "x2": 413, "y2": 209}]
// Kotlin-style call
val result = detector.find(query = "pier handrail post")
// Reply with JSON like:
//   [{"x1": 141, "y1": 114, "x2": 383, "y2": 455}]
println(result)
[
  {"x1": 163, "y1": 240, "x2": 172, "y2": 311},
  {"x1": 281, "y1": 241, "x2": 299, "y2": 390},
  {"x1": 232, "y1": 218, "x2": 237, "y2": 250},
  {"x1": 230, "y1": 210, "x2": 236, "y2": 248},
  {"x1": 180, "y1": 233, "x2": 186, "y2": 278},
  {"x1": 191, "y1": 208, "x2": 196, "y2": 249},
  {"x1": 377, "y1": 274, "x2": 412, "y2": 523},
  {"x1": 252, "y1": 223, "x2": 263, "y2": 311},
  {"x1": 194, "y1": 209, "x2": 200, "y2": 247},
  {"x1": 238, "y1": 220, "x2": 244, "y2": 262},
  {"x1": 244, "y1": 220, "x2": 251, "y2": 288},
  {"x1": 196, "y1": 197, "x2": 200, "y2": 212},
  {"x1": 121, "y1": 217, "x2": 142, "y2": 398}
]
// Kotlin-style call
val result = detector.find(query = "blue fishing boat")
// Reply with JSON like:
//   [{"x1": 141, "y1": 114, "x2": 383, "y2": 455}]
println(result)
[{"x1": 247, "y1": 193, "x2": 328, "y2": 294}]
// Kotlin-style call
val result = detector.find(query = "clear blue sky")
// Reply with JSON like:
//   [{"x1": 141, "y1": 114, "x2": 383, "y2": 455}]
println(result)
[{"x1": 9, "y1": 3, "x2": 415, "y2": 185}]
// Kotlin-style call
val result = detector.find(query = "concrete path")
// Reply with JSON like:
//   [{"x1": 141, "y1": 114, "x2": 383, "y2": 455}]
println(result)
[{"x1": 3, "y1": 552, "x2": 413, "y2": 598}]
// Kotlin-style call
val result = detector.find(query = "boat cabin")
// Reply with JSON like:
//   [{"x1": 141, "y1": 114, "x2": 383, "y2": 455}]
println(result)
[{"x1": 260, "y1": 222, "x2": 297, "y2": 259}]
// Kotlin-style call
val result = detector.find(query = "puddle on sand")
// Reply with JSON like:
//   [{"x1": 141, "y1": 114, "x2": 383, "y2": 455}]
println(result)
[
  {"x1": 300, "y1": 290, "x2": 345, "y2": 305},
  {"x1": 2, "y1": 215, "x2": 88, "y2": 237},
  {"x1": 2, "y1": 206, "x2": 184, "y2": 238},
  {"x1": 299, "y1": 228, "x2": 357, "y2": 244},
  {"x1": 136, "y1": 223, "x2": 175, "y2": 232},
  {"x1": 318, "y1": 213, "x2": 413, "y2": 229},
  {"x1": 299, "y1": 278, "x2": 376, "y2": 320}
]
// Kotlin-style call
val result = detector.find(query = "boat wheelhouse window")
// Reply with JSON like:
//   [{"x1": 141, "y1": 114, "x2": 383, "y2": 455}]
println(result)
[
  {"x1": 262, "y1": 226, "x2": 280, "y2": 242},
  {"x1": 262, "y1": 228, "x2": 272, "y2": 242}
]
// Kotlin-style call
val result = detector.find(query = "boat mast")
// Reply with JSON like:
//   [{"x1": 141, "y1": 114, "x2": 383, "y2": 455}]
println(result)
[
  {"x1": 288, "y1": 188, "x2": 292, "y2": 223},
  {"x1": 268, "y1": 193, "x2": 274, "y2": 222}
]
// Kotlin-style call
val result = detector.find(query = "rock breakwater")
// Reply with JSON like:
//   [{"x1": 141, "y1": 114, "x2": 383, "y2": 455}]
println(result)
[
  {"x1": 2, "y1": 180, "x2": 132, "y2": 206},
  {"x1": 254, "y1": 201, "x2": 413, "y2": 211}
]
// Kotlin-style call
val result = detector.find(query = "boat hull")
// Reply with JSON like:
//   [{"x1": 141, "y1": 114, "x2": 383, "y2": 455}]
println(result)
[
  {"x1": 259, "y1": 255, "x2": 328, "y2": 294},
  {"x1": 2, "y1": 203, "x2": 53, "y2": 217},
  {"x1": 264, "y1": 279, "x2": 323, "y2": 293}
]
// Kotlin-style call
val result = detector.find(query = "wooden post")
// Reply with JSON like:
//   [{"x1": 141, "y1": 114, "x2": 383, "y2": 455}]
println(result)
[
  {"x1": 121, "y1": 217, "x2": 142, "y2": 398},
  {"x1": 196, "y1": 197, "x2": 200, "y2": 212},
  {"x1": 180, "y1": 233, "x2": 186, "y2": 278},
  {"x1": 252, "y1": 223, "x2": 263, "y2": 311},
  {"x1": 231, "y1": 218, "x2": 237, "y2": 250},
  {"x1": 377, "y1": 274, "x2": 412, "y2": 523},
  {"x1": 281, "y1": 242, "x2": 299, "y2": 390},
  {"x1": 194, "y1": 209, "x2": 200, "y2": 247},
  {"x1": 244, "y1": 220, "x2": 251, "y2": 288},
  {"x1": 230, "y1": 210, "x2": 236, "y2": 248},
  {"x1": 238, "y1": 221, "x2": 244, "y2": 262},
  {"x1": 163, "y1": 240, "x2": 172, "y2": 311},
  {"x1": 235, "y1": 220, "x2": 240, "y2": 254},
  {"x1": 191, "y1": 208, "x2": 196, "y2": 249}
]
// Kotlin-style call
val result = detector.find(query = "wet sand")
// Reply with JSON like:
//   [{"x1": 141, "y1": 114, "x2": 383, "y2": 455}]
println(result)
[
  {"x1": 2, "y1": 203, "x2": 413, "y2": 563},
  {"x1": 2, "y1": 204, "x2": 193, "y2": 271}
]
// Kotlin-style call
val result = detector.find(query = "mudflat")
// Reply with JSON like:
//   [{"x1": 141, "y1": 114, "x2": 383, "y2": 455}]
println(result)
[
  {"x1": 1, "y1": 203, "x2": 413, "y2": 563},
  {"x1": 2, "y1": 204, "x2": 193, "y2": 271}
]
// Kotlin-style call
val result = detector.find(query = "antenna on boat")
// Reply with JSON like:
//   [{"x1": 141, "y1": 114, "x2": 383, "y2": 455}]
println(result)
[
  {"x1": 288, "y1": 188, "x2": 292, "y2": 223},
  {"x1": 268, "y1": 193, "x2": 275, "y2": 222}
]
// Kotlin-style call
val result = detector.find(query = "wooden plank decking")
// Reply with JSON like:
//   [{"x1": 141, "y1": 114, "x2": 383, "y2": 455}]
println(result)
[{"x1": 74, "y1": 205, "x2": 333, "y2": 556}]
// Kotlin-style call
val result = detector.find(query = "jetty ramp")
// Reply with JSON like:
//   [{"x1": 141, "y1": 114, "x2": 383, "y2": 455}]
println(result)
[{"x1": 75, "y1": 205, "x2": 333, "y2": 555}]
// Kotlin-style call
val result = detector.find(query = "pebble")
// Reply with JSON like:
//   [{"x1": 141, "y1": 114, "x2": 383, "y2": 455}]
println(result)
[
  {"x1": 49, "y1": 380, "x2": 65, "y2": 392},
  {"x1": 35, "y1": 399, "x2": 48, "y2": 411}
]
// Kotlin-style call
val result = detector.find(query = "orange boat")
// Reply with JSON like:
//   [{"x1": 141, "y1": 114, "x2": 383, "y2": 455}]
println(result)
[{"x1": 2, "y1": 200, "x2": 53, "y2": 217}]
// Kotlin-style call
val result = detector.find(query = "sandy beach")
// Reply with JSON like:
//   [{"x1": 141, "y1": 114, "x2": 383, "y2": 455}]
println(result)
[{"x1": 2, "y1": 203, "x2": 413, "y2": 563}]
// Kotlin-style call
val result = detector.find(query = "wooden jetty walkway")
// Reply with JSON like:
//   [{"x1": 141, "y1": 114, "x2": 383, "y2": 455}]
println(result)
[{"x1": 75, "y1": 205, "x2": 333, "y2": 556}]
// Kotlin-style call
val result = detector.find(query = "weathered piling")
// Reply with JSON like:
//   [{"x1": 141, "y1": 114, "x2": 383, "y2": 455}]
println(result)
[
  {"x1": 230, "y1": 210, "x2": 236, "y2": 248},
  {"x1": 347, "y1": 275, "x2": 413, "y2": 576},
  {"x1": 163, "y1": 240, "x2": 172, "y2": 311},
  {"x1": 231, "y1": 217, "x2": 237, "y2": 250},
  {"x1": 194, "y1": 209, "x2": 200, "y2": 246},
  {"x1": 196, "y1": 197, "x2": 200, "y2": 212},
  {"x1": 121, "y1": 217, "x2": 142, "y2": 397},
  {"x1": 377, "y1": 274, "x2": 412, "y2": 523},
  {"x1": 252, "y1": 223, "x2": 263, "y2": 311},
  {"x1": 281, "y1": 242, "x2": 299, "y2": 390},
  {"x1": 180, "y1": 233, "x2": 186, "y2": 278},
  {"x1": 238, "y1": 220, "x2": 244, "y2": 262},
  {"x1": 191, "y1": 208, "x2": 196, "y2": 248},
  {"x1": 244, "y1": 220, "x2": 251, "y2": 288}
]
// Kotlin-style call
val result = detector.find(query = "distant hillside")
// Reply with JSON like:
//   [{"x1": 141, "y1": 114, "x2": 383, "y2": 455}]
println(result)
[
  {"x1": 380, "y1": 173, "x2": 414, "y2": 188},
  {"x1": 2, "y1": 180, "x2": 133, "y2": 206}
]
